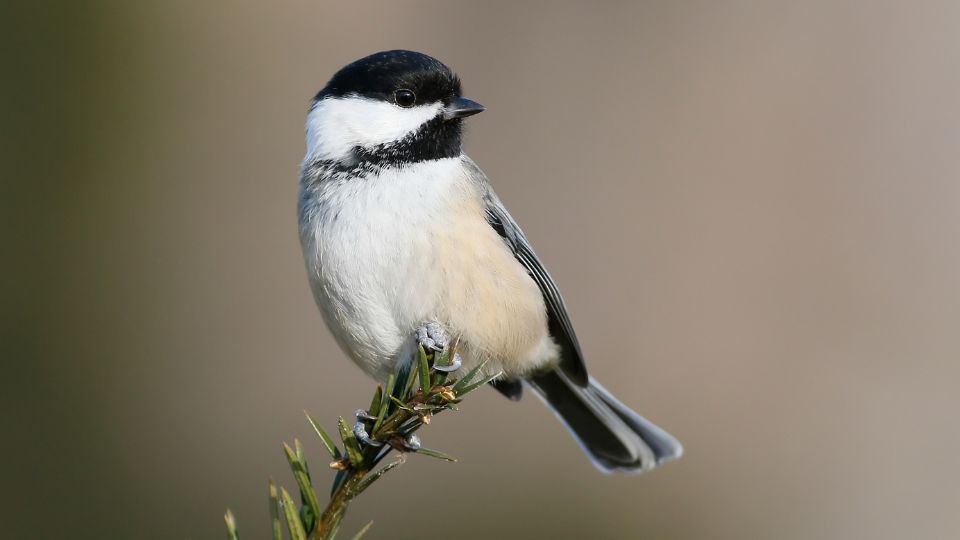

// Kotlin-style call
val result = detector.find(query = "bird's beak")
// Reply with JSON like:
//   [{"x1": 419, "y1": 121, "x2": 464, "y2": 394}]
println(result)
[{"x1": 443, "y1": 97, "x2": 485, "y2": 120}]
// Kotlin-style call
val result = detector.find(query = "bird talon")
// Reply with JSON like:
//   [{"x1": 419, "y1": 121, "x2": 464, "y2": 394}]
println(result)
[
  {"x1": 400, "y1": 433, "x2": 421, "y2": 451},
  {"x1": 355, "y1": 409, "x2": 377, "y2": 422},
  {"x1": 353, "y1": 421, "x2": 384, "y2": 447},
  {"x1": 432, "y1": 352, "x2": 462, "y2": 372}
]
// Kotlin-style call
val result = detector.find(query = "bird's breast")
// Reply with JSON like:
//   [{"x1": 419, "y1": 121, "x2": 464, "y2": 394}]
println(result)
[{"x1": 299, "y1": 157, "x2": 556, "y2": 380}]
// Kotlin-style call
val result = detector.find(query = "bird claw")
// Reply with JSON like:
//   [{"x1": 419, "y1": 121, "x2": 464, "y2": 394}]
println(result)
[
  {"x1": 432, "y1": 352, "x2": 462, "y2": 372},
  {"x1": 355, "y1": 409, "x2": 377, "y2": 422},
  {"x1": 398, "y1": 434, "x2": 421, "y2": 451},
  {"x1": 352, "y1": 420, "x2": 384, "y2": 447}
]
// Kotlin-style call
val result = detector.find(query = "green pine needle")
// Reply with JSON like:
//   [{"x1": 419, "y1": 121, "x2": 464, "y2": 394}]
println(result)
[
  {"x1": 401, "y1": 357, "x2": 419, "y2": 400},
  {"x1": 268, "y1": 479, "x2": 282, "y2": 540},
  {"x1": 418, "y1": 344, "x2": 432, "y2": 393},
  {"x1": 388, "y1": 394, "x2": 414, "y2": 412},
  {"x1": 293, "y1": 439, "x2": 310, "y2": 479},
  {"x1": 368, "y1": 385, "x2": 383, "y2": 418},
  {"x1": 229, "y1": 331, "x2": 489, "y2": 539},
  {"x1": 282, "y1": 443, "x2": 321, "y2": 532},
  {"x1": 451, "y1": 359, "x2": 489, "y2": 394},
  {"x1": 350, "y1": 521, "x2": 374, "y2": 540},
  {"x1": 224, "y1": 509, "x2": 239, "y2": 540},
  {"x1": 336, "y1": 416, "x2": 364, "y2": 467},
  {"x1": 306, "y1": 411, "x2": 341, "y2": 460},
  {"x1": 353, "y1": 458, "x2": 404, "y2": 495},
  {"x1": 457, "y1": 370, "x2": 504, "y2": 397},
  {"x1": 279, "y1": 487, "x2": 308, "y2": 540},
  {"x1": 394, "y1": 360, "x2": 413, "y2": 401},
  {"x1": 374, "y1": 374, "x2": 395, "y2": 433},
  {"x1": 416, "y1": 447, "x2": 458, "y2": 462}
]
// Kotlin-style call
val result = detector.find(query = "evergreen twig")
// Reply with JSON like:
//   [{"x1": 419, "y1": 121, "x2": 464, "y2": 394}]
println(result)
[{"x1": 225, "y1": 339, "x2": 497, "y2": 539}]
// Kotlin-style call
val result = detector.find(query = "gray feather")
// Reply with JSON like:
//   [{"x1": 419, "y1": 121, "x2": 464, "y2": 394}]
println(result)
[
  {"x1": 462, "y1": 157, "x2": 589, "y2": 387},
  {"x1": 462, "y1": 155, "x2": 681, "y2": 474},
  {"x1": 528, "y1": 371, "x2": 683, "y2": 473}
]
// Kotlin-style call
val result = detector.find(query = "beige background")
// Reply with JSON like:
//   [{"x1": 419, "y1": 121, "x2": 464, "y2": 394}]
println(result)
[{"x1": 4, "y1": 1, "x2": 960, "y2": 538}]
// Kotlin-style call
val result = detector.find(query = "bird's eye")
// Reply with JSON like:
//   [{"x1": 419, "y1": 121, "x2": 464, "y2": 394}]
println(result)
[{"x1": 394, "y1": 89, "x2": 416, "y2": 108}]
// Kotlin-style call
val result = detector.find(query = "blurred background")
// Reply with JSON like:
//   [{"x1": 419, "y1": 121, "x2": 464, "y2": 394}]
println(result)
[{"x1": 3, "y1": 1, "x2": 960, "y2": 538}]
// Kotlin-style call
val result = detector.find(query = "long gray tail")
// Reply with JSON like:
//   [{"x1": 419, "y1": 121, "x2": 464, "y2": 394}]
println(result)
[{"x1": 527, "y1": 370, "x2": 683, "y2": 474}]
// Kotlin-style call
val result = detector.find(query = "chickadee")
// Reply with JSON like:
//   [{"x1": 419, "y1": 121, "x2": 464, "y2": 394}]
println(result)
[{"x1": 298, "y1": 50, "x2": 682, "y2": 473}]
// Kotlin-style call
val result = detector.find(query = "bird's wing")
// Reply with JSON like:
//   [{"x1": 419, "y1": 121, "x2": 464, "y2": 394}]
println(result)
[{"x1": 462, "y1": 156, "x2": 589, "y2": 387}]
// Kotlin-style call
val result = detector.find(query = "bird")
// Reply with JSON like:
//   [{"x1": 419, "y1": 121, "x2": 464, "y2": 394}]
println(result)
[{"x1": 298, "y1": 50, "x2": 682, "y2": 473}]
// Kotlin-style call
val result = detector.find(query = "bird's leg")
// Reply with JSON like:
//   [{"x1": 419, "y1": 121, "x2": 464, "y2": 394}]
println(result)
[{"x1": 414, "y1": 322, "x2": 462, "y2": 372}]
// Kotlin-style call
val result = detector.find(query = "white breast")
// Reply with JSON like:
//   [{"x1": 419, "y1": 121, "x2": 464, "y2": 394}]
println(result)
[
  {"x1": 299, "y1": 158, "x2": 467, "y2": 376},
  {"x1": 300, "y1": 156, "x2": 558, "y2": 381}
]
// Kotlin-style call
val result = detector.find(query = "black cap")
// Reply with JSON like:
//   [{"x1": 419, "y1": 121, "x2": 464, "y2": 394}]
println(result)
[{"x1": 316, "y1": 50, "x2": 463, "y2": 108}]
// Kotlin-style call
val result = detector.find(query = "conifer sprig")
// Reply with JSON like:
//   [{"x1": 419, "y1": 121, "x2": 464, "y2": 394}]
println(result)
[{"x1": 225, "y1": 340, "x2": 500, "y2": 539}]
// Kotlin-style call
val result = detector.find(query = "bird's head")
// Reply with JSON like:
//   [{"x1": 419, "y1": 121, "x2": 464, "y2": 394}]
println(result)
[{"x1": 305, "y1": 50, "x2": 484, "y2": 167}]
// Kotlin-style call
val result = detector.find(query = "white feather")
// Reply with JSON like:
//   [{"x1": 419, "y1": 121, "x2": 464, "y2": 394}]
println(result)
[
  {"x1": 299, "y1": 156, "x2": 558, "y2": 381},
  {"x1": 299, "y1": 158, "x2": 465, "y2": 377},
  {"x1": 305, "y1": 96, "x2": 443, "y2": 162}
]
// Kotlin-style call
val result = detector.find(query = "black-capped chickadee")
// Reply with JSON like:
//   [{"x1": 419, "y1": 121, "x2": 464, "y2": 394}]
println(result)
[{"x1": 298, "y1": 50, "x2": 681, "y2": 473}]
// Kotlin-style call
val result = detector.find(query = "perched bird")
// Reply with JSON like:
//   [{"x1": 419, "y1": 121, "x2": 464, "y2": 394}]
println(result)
[{"x1": 298, "y1": 50, "x2": 682, "y2": 473}]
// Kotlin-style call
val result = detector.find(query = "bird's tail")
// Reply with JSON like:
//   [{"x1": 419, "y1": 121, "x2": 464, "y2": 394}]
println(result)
[{"x1": 527, "y1": 370, "x2": 682, "y2": 474}]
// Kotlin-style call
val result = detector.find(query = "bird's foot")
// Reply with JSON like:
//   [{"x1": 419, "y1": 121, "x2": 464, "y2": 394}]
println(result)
[
  {"x1": 353, "y1": 409, "x2": 383, "y2": 447},
  {"x1": 415, "y1": 322, "x2": 448, "y2": 352},
  {"x1": 414, "y1": 322, "x2": 462, "y2": 372},
  {"x1": 390, "y1": 433, "x2": 421, "y2": 452}
]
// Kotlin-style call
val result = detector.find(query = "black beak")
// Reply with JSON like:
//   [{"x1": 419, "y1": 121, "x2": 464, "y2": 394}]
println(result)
[{"x1": 443, "y1": 97, "x2": 485, "y2": 120}]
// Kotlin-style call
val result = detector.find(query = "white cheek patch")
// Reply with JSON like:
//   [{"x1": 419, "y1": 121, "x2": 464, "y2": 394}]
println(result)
[{"x1": 305, "y1": 96, "x2": 443, "y2": 162}]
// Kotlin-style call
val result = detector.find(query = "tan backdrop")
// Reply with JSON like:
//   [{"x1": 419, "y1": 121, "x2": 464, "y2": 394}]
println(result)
[{"x1": 4, "y1": 1, "x2": 959, "y2": 538}]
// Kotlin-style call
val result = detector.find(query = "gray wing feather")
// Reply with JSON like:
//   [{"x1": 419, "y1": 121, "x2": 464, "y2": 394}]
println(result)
[{"x1": 462, "y1": 157, "x2": 589, "y2": 387}]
